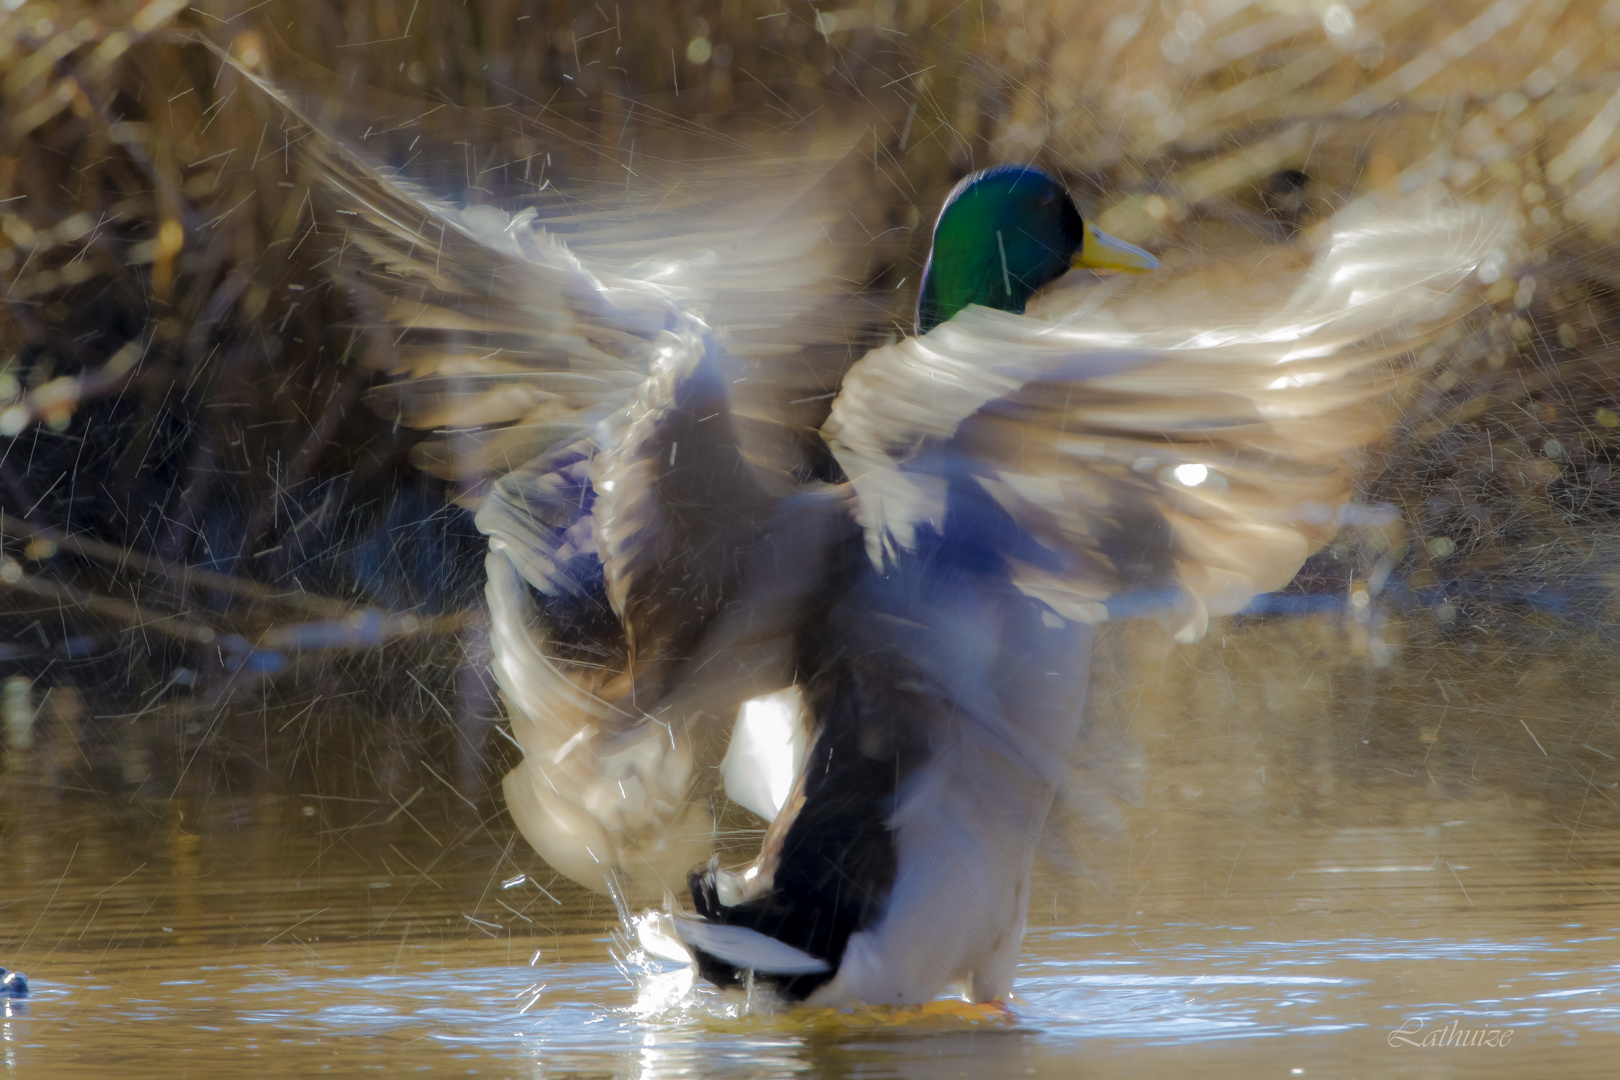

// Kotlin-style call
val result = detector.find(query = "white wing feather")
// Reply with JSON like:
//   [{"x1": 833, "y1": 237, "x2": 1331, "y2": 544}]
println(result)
[{"x1": 826, "y1": 200, "x2": 1510, "y2": 642}]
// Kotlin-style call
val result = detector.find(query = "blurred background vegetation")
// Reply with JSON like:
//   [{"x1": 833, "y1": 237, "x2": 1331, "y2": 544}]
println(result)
[{"x1": 6, "y1": 0, "x2": 1620, "y2": 810}]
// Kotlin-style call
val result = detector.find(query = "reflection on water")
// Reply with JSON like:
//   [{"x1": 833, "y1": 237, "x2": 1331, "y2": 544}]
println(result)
[{"x1": 7, "y1": 613, "x2": 1620, "y2": 1076}]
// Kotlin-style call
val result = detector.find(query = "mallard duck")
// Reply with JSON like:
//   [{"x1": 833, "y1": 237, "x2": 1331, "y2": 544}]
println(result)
[{"x1": 258, "y1": 64, "x2": 1503, "y2": 1004}]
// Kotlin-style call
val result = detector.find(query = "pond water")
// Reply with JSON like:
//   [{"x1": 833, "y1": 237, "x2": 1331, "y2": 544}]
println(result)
[{"x1": 6, "y1": 611, "x2": 1620, "y2": 1077}]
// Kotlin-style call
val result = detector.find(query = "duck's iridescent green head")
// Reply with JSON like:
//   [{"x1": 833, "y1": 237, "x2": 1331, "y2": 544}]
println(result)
[{"x1": 915, "y1": 165, "x2": 1158, "y2": 334}]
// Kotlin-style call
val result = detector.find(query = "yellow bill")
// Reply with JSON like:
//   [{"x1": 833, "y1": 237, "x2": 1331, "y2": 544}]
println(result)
[{"x1": 1075, "y1": 220, "x2": 1159, "y2": 273}]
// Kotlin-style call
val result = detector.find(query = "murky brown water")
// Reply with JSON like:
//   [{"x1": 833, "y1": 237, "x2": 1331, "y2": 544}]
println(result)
[{"x1": 7, "y1": 611, "x2": 1620, "y2": 1077}]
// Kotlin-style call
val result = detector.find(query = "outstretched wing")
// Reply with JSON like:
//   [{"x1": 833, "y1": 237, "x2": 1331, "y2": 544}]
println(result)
[
  {"x1": 825, "y1": 200, "x2": 1510, "y2": 643},
  {"x1": 227, "y1": 48, "x2": 881, "y2": 493},
  {"x1": 336, "y1": 147, "x2": 877, "y2": 490}
]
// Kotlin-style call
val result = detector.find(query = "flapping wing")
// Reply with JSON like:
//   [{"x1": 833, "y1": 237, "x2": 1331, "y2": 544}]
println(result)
[
  {"x1": 826, "y1": 200, "x2": 1510, "y2": 643},
  {"x1": 229, "y1": 52, "x2": 881, "y2": 494},
  {"x1": 335, "y1": 147, "x2": 875, "y2": 488}
]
